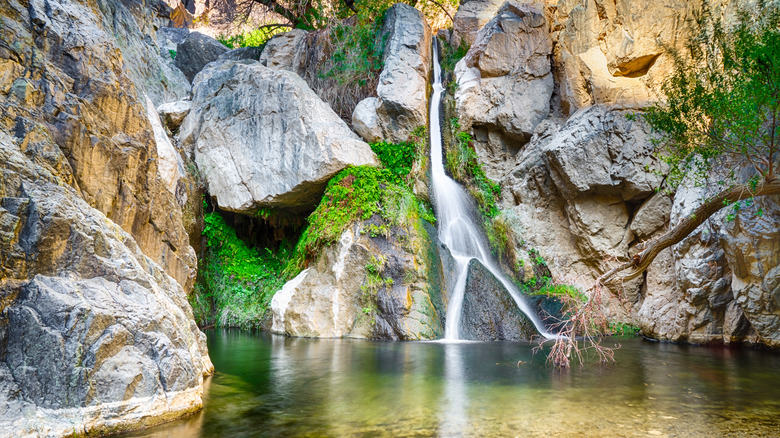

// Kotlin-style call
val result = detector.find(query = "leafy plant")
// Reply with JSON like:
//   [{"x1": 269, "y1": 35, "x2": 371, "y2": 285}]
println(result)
[{"x1": 197, "y1": 211, "x2": 294, "y2": 329}]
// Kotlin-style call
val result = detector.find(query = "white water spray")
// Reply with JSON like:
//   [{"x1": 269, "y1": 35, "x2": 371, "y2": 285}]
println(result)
[{"x1": 428, "y1": 40, "x2": 555, "y2": 341}]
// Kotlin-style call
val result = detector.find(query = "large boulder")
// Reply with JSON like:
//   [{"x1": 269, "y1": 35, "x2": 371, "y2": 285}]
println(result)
[
  {"x1": 459, "y1": 259, "x2": 539, "y2": 341},
  {"x1": 453, "y1": 0, "x2": 553, "y2": 172},
  {"x1": 0, "y1": 132, "x2": 212, "y2": 436},
  {"x1": 352, "y1": 3, "x2": 432, "y2": 143},
  {"x1": 636, "y1": 178, "x2": 758, "y2": 345},
  {"x1": 180, "y1": 59, "x2": 378, "y2": 214},
  {"x1": 174, "y1": 31, "x2": 230, "y2": 82},
  {"x1": 271, "y1": 220, "x2": 445, "y2": 340}
]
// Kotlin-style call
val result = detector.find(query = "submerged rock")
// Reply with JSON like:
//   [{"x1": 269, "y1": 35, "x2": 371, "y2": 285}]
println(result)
[
  {"x1": 271, "y1": 220, "x2": 445, "y2": 340},
  {"x1": 180, "y1": 59, "x2": 378, "y2": 213},
  {"x1": 352, "y1": 3, "x2": 432, "y2": 143}
]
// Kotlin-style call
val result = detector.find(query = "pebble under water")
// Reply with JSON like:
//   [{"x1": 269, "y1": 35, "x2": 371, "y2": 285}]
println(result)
[{"x1": 125, "y1": 329, "x2": 780, "y2": 437}]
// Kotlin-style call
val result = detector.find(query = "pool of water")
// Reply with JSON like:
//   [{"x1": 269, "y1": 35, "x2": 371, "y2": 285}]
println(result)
[{"x1": 126, "y1": 329, "x2": 780, "y2": 437}]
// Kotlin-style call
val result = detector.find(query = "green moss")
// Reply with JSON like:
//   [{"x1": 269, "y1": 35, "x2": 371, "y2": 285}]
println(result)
[
  {"x1": 193, "y1": 211, "x2": 293, "y2": 329},
  {"x1": 286, "y1": 164, "x2": 434, "y2": 275}
]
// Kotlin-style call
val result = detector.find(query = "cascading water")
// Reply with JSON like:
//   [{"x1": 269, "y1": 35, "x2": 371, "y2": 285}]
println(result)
[{"x1": 429, "y1": 40, "x2": 555, "y2": 341}]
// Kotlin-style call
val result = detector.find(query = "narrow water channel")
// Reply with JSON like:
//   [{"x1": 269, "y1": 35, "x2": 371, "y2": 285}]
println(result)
[{"x1": 126, "y1": 330, "x2": 780, "y2": 437}]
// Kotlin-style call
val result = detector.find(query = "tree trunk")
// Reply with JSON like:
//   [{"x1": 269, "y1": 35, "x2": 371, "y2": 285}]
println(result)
[{"x1": 597, "y1": 178, "x2": 780, "y2": 287}]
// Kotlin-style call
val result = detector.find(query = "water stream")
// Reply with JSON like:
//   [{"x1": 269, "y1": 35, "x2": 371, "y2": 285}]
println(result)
[{"x1": 428, "y1": 40, "x2": 554, "y2": 341}]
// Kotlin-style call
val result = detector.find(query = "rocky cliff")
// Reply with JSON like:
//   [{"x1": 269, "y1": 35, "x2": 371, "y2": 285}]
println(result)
[
  {"x1": 0, "y1": 0, "x2": 213, "y2": 434},
  {"x1": 448, "y1": 0, "x2": 780, "y2": 347}
]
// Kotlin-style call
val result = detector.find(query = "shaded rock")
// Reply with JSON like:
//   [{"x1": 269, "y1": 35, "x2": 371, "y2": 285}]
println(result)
[
  {"x1": 174, "y1": 32, "x2": 229, "y2": 82},
  {"x1": 352, "y1": 4, "x2": 432, "y2": 143},
  {"x1": 180, "y1": 60, "x2": 378, "y2": 213},
  {"x1": 158, "y1": 100, "x2": 193, "y2": 132},
  {"x1": 0, "y1": 132, "x2": 212, "y2": 436},
  {"x1": 218, "y1": 46, "x2": 262, "y2": 62},
  {"x1": 459, "y1": 259, "x2": 539, "y2": 341},
  {"x1": 454, "y1": 1, "x2": 553, "y2": 147},
  {"x1": 271, "y1": 220, "x2": 445, "y2": 340},
  {"x1": 450, "y1": 0, "x2": 504, "y2": 46},
  {"x1": 259, "y1": 29, "x2": 309, "y2": 75},
  {"x1": 637, "y1": 177, "x2": 758, "y2": 345}
]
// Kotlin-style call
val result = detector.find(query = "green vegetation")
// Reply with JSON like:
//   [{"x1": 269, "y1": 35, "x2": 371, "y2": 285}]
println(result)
[
  {"x1": 608, "y1": 322, "x2": 641, "y2": 337},
  {"x1": 218, "y1": 27, "x2": 285, "y2": 48},
  {"x1": 642, "y1": 2, "x2": 780, "y2": 191},
  {"x1": 168, "y1": 49, "x2": 177, "y2": 60},
  {"x1": 321, "y1": 15, "x2": 386, "y2": 88},
  {"x1": 595, "y1": 2, "x2": 780, "y2": 288},
  {"x1": 369, "y1": 140, "x2": 416, "y2": 184},
  {"x1": 286, "y1": 165, "x2": 434, "y2": 275},
  {"x1": 194, "y1": 211, "x2": 294, "y2": 328}
]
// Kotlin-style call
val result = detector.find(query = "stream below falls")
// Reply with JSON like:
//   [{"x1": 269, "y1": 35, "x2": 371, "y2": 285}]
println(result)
[{"x1": 126, "y1": 329, "x2": 780, "y2": 437}]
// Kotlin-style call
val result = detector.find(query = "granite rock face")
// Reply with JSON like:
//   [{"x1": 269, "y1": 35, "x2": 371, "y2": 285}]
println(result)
[
  {"x1": 259, "y1": 28, "x2": 309, "y2": 75},
  {"x1": 271, "y1": 221, "x2": 445, "y2": 340},
  {"x1": 0, "y1": 131, "x2": 212, "y2": 436},
  {"x1": 0, "y1": 0, "x2": 197, "y2": 291},
  {"x1": 352, "y1": 3, "x2": 432, "y2": 143},
  {"x1": 450, "y1": 0, "x2": 505, "y2": 46},
  {"x1": 180, "y1": 59, "x2": 378, "y2": 214}
]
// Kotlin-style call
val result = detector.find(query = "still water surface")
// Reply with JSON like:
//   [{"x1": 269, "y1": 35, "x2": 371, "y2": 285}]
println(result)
[{"x1": 127, "y1": 329, "x2": 780, "y2": 437}]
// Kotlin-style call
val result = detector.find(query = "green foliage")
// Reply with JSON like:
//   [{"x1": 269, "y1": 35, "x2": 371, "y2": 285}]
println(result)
[
  {"x1": 198, "y1": 212, "x2": 293, "y2": 328},
  {"x1": 370, "y1": 140, "x2": 416, "y2": 185},
  {"x1": 533, "y1": 283, "x2": 587, "y2": 303},
  {"x1": 286, "y1": 165, "x2": 434, "y2": 275},
  {"x1": 322, "y1": 14, "x2": 385, "y2": 87},
  {"x1": 168, "y1": 49, "x2": 177, "y2": 60},
  {"x1": 608, "y1": 322, "x2": 641, "y2": 337},
  {"x1": 445, "y1": 122, "x2": 501, "y2": 219},
  {"x1": 641, "y1": 1, "x2": 780, "y2": 189},
  {"x1": 218, "y1": 26, "x2": 283, "y2": 48}
]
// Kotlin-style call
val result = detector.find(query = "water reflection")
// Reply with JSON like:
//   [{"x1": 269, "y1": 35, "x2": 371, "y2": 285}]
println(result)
[{"x1": 124, "y1": 331, "x2": 780, "y2": 437}]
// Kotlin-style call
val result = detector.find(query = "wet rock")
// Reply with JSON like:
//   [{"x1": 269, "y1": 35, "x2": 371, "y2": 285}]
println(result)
[
  {"x1": 174, "y1": 32, "x2": 229, "y2": 82},
  {"x1": 352, "y1": 3, "x2": 432, "y2": 143},
  {"x1": 180, "y1": 59, "x2": 378, "y2": 213},
  {"x1": 271, "y1": 221, "x2": 445, "y2": 340},
  {"x1": 459, "y1": 259, "x2": 539, "y2": 341}
]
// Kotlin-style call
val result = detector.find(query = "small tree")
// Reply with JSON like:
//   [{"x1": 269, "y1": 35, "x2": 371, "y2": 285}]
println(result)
[{"x1": 548, "y1": 1, "x2": 780, "y2": 367}]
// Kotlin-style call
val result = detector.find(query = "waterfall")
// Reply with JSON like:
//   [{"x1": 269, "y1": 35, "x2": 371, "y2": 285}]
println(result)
[{"x1": 428, "y1": 40, "x2": 555, "y2": 341}]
